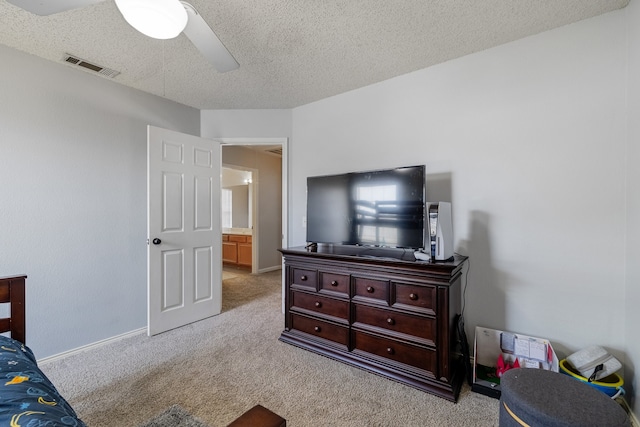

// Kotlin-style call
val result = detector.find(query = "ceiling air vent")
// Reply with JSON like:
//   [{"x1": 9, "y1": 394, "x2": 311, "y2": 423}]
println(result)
[
  {"x1": 62, "y1": 54, "x2": 120, "y2": 78},
  {"x1": 267, "y1": 147, "x2": 283, "y2": 156}
]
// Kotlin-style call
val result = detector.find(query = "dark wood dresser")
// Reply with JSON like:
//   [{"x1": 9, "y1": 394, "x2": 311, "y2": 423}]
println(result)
[{"x1": 278, "y1": 245, "x2": 467, "y2": 401}]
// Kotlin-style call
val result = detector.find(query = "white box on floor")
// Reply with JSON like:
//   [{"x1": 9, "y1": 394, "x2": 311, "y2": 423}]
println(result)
[{"x1": 472, "y1": 326, "x2": 558, "y2": 398}]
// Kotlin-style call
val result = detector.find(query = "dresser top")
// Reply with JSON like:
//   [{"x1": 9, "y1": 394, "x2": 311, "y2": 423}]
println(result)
[{"x1": 280, "y1": 245, "x2": 467, "y2": 273}]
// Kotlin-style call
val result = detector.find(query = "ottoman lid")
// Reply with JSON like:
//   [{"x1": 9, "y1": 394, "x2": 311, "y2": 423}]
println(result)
[{"x1": 500, "y1": 368, "x2": 629, "y2": 427}]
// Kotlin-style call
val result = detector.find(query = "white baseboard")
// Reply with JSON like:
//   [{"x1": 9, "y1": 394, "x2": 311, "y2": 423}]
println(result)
[
  {"x1": 257, "y1": 265, "x2": 282, "y2": 274},
  {"x1": 37, "y1": 328, "x2": 146, "y2": 365}
]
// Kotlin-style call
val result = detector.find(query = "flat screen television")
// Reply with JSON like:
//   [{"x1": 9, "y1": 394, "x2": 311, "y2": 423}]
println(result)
[{"x1": 306, "y1": 165, "x2": 425, "y2": 249}]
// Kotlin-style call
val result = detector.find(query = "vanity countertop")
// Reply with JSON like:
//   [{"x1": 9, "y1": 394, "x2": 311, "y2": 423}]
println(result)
[{"x1": 223, "y1": 228, "x2": 252, "y2": 236}]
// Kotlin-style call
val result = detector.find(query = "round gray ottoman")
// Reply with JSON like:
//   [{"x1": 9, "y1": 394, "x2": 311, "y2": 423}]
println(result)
[{"x1": 499, "y1": 368, "x2": 629, "y2": 427}]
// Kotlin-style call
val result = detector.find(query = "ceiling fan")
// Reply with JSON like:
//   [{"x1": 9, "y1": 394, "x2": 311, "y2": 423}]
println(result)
[{"x1": 5, "y1": 0, "x2": 239, "y2": 73}]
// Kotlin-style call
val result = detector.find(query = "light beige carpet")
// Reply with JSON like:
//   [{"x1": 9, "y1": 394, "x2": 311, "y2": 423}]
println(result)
[
  {"x1": 139, "y1": 405, "x2": 209, "y2": 427},
  {"x1": 222, "y1": 270, "x2": 240, "y2": 281},
  {"x1": 40, "y1": 270, "x2": 499, "y2": 426}
]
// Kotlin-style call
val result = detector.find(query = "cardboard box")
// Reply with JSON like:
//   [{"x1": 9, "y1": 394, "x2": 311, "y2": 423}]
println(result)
[{"x1": 472, "y1": 326, "x2": 558, "y2": 398}]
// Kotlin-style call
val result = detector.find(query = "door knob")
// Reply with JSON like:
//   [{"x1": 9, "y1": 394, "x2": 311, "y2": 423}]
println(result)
[{"x1": 152, "y1": 238, "x2": 162, "y2": 245}]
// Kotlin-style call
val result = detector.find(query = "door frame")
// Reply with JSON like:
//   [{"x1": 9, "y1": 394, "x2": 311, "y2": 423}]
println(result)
[{"x1": 217, "y1": 137, "x2": 289, "y2": 271}]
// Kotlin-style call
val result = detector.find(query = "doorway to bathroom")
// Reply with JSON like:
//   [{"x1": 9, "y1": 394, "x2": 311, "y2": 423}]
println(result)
[{"x1": 220, "y1": 138, "x2": 287, "y2": 276}]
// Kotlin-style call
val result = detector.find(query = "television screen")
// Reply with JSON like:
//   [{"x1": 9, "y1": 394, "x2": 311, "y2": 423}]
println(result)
[{"x1": 306, "y1": 165, "x2": 425, "y2": 249}]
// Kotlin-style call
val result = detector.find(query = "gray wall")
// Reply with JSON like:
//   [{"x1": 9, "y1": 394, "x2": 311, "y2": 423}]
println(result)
[
  {"x1": 0, "y1": 45, "x2": 200, "y2": 358},
  {"x1": 201, "y1": 110, "x2": 292, "y2": 139},
  {"x1": 626, "y1": 1, "x2": 640, "y2": 415}
]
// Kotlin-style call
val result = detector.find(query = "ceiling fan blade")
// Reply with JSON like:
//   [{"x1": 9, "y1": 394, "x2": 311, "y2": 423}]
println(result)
[
  {"x1": 6, "y1": 0, "x2": 104, "y2": 15},
  {"x1": 181, "y1": 2, "x2": 239, "y2": 73}
]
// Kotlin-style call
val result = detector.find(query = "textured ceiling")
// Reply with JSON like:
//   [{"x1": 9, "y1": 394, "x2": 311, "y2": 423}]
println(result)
[{"x1": 0, "y1": 0, "x2": 630, "y2": 110}]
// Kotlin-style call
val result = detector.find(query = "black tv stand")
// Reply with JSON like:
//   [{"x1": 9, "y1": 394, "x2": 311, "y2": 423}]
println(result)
[
  {"x1": 304, "y1": 243, "x2": 459, "y2": 264},
  {"x1": 306, "y1": 243, "x2": 420, "y2": 260}
]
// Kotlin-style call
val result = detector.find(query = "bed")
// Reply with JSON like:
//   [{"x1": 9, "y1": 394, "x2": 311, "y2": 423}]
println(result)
[{"x1": 0, "y1": 275, "x2": 86, "y2": 426}]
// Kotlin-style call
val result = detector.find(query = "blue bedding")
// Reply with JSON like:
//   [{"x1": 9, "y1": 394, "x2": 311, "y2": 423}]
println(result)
[{"x1": 0, "y1": 335, "x2": 85, "y2": 426}]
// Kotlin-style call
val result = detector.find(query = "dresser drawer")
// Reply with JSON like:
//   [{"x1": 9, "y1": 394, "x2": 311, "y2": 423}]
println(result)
[
  {"x1": 353, "y1": 304, "x2": 435, "y2": 346},
  {"x1": 291, "y1": 268, "x2": 317, "y2": 289},
  {"x1": 229, "y1": 234, "x2": 247, "y2": 242},
  {"x1": 353, "y1": 277, "x2": 389, "y2": 304},
  {"x1": 290, "y1": 313, "x2": 349, "y2": 348},
  {"x1": 392, "y1": 282, "x2": 437, "y2": 315},
  {"x1": 352, "y1": 330, "x2": 436, "y2": 376},
  {"x1": 319, "y1": 272, "x2": 350, "y2": 296},
  {"x1": 291, "y1": 291, "x2": 349, "y2": 321}
]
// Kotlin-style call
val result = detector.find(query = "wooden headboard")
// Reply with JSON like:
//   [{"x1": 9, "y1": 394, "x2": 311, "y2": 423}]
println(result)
[{"x1": 0, "y1": 275, "x2": 26, "y2": 344}]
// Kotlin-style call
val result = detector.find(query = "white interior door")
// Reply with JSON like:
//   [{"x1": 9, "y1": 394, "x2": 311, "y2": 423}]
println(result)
[{"x1": 147, "y1": 125, "x2": 222, "y2": 336}]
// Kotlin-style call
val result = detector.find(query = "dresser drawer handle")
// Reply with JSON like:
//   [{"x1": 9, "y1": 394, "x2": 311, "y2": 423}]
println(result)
[
  {"x1": 300, "y1": 275, "x2": 308, "y2": 281},
  {"x1": 366, "y1": 286, "x2": 374, "y2": 293},
  {"x1": 386, "y1": 347, "x2": 395, "y2": 355},
  {"x1": 331, "y1": 280, "x2": 338, "y2": 286},
  {"x1": 314, "y1": 326, "x2": 321, "y2": 333},
  {"x1": 409, "y1": 293, "x2": 418, "y2": 301},
  {"x1": 315, "y1": 301, "x2": 322, "y2": 308},
  {"x1": 387, "y1": 318, "x2": 395, "y2": 325}
]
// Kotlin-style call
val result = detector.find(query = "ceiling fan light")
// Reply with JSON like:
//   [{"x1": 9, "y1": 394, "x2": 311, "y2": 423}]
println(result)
[{"x1": 115, "y1": 0, "x2": 188, "y2": 40}]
